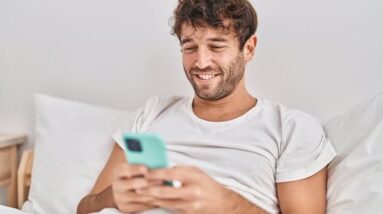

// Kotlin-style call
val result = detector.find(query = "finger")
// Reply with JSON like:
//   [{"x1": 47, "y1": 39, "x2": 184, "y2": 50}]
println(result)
[
  {"x1": 136, "y1": 185, "x2": 193, "y2": 200},
  {"x1": 117, "y1": 201, "x2": 158, "y2": 212},
  {"x1": 147, "y1": 166, "x2": 201, "y2": 183},
  {"x1": 149, "y1": 198, "x2": 190, "y2": 212},
  {"x1": 114, "y1": 163, "x2": 148, "y2": 179},
  {"x1": 115, "y1": 190, "x2": 156, "y2": 203},
  {"x1": 129, "y1": 180, "x2": 163, "y2": 194},
  {"x1": 148, "y1": 180, "x2": 164, "y2": 187},
  {"x1": 114, "y1": 177, "x2": 150, "y2": 192}
]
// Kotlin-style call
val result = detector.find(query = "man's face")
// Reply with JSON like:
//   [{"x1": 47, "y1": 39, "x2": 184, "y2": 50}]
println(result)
[{"x1": 180, "y1": 23, "x2": 246, "y2": 101}]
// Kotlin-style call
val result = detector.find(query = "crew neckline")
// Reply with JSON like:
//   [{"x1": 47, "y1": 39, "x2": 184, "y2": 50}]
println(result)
[{"x1": 186, "y1": 96, "x2": 263, "y2": 127}]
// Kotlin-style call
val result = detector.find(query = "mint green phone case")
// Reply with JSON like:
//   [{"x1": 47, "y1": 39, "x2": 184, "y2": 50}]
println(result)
[{"x1": 123, "y1": 133, "x2": 168, "y2": 169}]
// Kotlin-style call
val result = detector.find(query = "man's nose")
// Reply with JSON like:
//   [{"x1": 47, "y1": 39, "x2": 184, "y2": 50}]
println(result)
[{"x1": 195, "y1": 48, "x2": 212, "y2": 69}]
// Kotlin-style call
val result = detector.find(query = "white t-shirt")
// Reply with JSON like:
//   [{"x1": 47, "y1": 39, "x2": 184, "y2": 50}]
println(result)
[{"x1": 112, "y1": 96, "x2": 337, "y2": 214}]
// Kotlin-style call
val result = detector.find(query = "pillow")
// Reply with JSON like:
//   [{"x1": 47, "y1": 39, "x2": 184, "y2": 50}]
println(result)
[
  {"x1": 22, "y1": 94, "x2": 136, "y2": 214},
  {"x1": 324, "y1": 92, "x2": 383, "y2": 214}
]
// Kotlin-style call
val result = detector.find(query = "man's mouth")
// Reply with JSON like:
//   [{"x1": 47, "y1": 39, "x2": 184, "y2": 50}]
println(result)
[{"x1": 195, "y1": 74, "x2": 219, "y2": 80}]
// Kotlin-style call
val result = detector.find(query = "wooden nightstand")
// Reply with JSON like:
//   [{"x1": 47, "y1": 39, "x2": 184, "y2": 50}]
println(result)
[{"x1": 0, "y1": 133, "x2": 27, "y2": 208}]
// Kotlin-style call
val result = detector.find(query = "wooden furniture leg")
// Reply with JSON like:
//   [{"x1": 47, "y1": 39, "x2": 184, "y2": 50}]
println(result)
[
  {"x1": 17, "y1": 149, "x2": 33, "y2": 208},
  {"x1": 7, "y1": 146, "x2": 17, "y2": 207}
]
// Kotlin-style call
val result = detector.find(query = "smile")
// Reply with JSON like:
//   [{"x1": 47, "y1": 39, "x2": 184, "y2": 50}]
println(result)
[{"x1": 195, "y1": 74, "x2": 219, "y2": 81}]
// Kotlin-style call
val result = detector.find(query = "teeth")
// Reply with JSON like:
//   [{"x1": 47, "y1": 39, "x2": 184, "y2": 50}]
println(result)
[{"x1": 197, "y1": 74, "x2": 216, "y2": 80}]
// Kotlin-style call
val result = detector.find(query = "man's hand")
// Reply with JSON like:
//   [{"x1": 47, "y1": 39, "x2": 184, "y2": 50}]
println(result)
[
  {"x1": 135, "y1": 166, "x2": 262, "y2": 214},
  {"x1": 112, "y1": 163, "x2": 162, "y2": 213}
]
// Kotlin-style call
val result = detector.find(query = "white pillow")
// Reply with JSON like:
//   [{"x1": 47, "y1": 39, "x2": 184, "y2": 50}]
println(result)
[
  {"x1": 23, "y1": 95, "x2": 136, "y2": 214},
  {"x1": 324, "y1": 92, "x2": 383, "y2": 214}
]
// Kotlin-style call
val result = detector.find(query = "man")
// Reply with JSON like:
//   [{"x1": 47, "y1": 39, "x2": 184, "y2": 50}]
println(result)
[{"x1": 77, "y1": 0, "x2": 336, "y2": 213}]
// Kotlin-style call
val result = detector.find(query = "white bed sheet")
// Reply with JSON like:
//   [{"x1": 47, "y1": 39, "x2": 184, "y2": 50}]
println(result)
[
  {"x1": 0, "y1": 205, "x2": 173, "y2": 214},
  {"x1": 0, "y1": 205, "x2": 27, "y2": 214}
]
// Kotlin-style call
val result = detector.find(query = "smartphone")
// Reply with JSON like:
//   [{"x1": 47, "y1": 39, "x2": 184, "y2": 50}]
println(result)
[{"x1": 123, "y1": 133, "x2": 169, "y2": 169}]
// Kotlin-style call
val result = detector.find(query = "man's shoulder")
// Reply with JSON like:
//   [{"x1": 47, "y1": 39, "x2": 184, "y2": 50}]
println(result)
[
  {"x1": 143, "y1": 95, "x2": 187, "y2": 112},
  {"x1": 132, "y1": 95, "x2": 188, "y2": 132},
  {"x1": 139, "y1": 95, "x2": 188, "y2": 120},
  {"x1": 260, "y1": 98, "x2": 322, "y2": 129}
]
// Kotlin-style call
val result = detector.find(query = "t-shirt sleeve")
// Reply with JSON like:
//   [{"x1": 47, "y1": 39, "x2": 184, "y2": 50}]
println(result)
[
  {"x1": 111, "y1": 95, "x2": 183, "y2": 151},
  {"x1": 112, "y1": 107, "x2": 144, "y2": 151},
  {"x1": 276, "y1": 110, "x2": 337, "y2": 183}
]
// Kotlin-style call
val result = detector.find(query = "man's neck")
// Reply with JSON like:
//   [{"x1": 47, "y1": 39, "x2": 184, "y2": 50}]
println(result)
[{"x1": 192, "y1": 85, "x2": 257, "y2": 122}]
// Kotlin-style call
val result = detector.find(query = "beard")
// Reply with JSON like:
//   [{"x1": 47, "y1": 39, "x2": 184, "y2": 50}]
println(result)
[{"x1": 184, "y1": 53, "x2": 246, "y2": 101}]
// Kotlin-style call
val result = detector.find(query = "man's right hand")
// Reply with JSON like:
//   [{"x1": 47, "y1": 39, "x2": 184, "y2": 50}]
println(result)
[{"x1": 112, "y1": 163, "x2": 162, "y2": 213}]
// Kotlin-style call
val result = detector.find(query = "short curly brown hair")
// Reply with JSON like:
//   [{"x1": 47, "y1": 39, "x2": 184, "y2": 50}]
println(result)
[{"x1": 171, "y1": 0, "x2": 258, "y2": 50}]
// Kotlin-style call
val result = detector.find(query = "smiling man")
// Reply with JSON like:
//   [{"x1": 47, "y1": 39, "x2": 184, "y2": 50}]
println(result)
[{"x1": 77, "y1": 0, "x2": 336, "y2": 214}]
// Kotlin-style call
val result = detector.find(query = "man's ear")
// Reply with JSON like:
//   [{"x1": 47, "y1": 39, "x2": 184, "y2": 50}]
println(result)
[{"x1": 243, "y1": 35, "x2": 257, "y2": 62}]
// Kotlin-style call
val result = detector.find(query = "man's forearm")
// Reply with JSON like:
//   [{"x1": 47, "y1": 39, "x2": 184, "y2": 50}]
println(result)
[
  {"x1": 225, "y1": 190, "x2": 268, "y2": 214},
  {"x1": 77, "y1": 186, "x2": 116, "y2": 214}
]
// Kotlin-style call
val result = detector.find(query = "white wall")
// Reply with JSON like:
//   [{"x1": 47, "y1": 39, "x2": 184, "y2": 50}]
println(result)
[{"x1": 1, "y1": 0, "x2": 382, "y2": 206}]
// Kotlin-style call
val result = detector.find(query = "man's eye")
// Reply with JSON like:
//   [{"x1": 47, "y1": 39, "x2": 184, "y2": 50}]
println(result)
[
  {"x1": 182, "y1": 47, "x2": 197, "y2": 53},
  {"x1": 210, "y1": 46, "x2": 226, "y2": 52}
]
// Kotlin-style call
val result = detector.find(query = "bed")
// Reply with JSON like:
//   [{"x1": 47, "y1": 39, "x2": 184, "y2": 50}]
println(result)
[{"x1": 2, "y1": 92, "x2": 383, "y2": 214}]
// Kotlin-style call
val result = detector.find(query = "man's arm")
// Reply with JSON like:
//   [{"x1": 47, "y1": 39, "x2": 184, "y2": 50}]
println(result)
[
  {"x1": 221, "y1": 189, "x2": 268, "y2": 214},
  {"x1": 77, "y1": 143, "x2": 157, "y2": 214},
  {"x1": 138, "y1": 166, "x2": 267, "y2": 214},
  {"x1": 277, "y1": 167, "x2": 328, "y2": 214},
  {"x1": 77, "y1": 186, "x2": 116, "y2": 214},
  {"x1": 77, "y1": 143, "x2": 123, "y2": 214},
  {"x1": 216, "y1": 167, "x2": 328, "y2": 214},
  {"x1": 140, "y1": 166, "x2": 328, "y2": 214}
]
